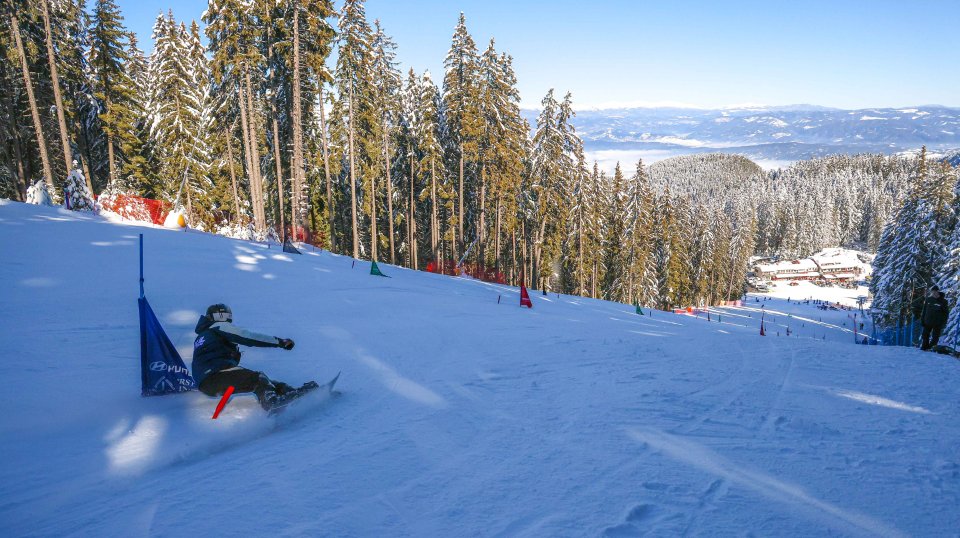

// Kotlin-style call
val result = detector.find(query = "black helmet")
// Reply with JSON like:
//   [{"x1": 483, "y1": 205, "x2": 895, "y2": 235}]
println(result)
[{"x1": 206, "y1": 303, "x2": 232, "y2": 323}]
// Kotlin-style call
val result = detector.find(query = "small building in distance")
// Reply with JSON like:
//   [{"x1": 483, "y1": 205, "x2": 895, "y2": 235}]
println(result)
[
  {"x1": 753, "y1": 258, "x2": 820, "y2": 281},
  {"x1": 751, "y1": 248, "x2": 870, "y2": 287}
]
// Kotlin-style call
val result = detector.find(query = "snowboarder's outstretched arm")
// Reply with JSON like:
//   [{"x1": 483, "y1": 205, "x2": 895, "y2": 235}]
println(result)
[{"x1": 208, "y1": 321, "x2": 289, "y2": 348}]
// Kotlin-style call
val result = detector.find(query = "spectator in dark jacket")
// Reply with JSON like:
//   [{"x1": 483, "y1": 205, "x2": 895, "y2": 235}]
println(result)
[
  {"x1": 193, "y1": 304, "x2": 314, "y2": 410},
  {"x1": 920, "y1": 288, "x2": 950, "y2": 351}
]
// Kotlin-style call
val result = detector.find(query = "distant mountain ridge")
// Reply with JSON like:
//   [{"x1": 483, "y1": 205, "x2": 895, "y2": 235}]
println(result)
[{"x1": 522, "y1": 105, "x2": 960, "y2": 166}]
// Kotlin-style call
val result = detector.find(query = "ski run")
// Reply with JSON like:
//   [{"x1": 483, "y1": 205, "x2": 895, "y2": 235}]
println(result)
[{"x1": 1, "y1": 200, "x2": 958, "y2": 537}]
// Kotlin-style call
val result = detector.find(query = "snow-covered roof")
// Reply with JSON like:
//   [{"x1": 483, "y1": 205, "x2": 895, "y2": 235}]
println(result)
[
  {"x1": 755, "y1": 259, "x2": 818, "y2": 274},
  {"x1": 810, "y1": 248, "x2": 866, "y2": 271}
]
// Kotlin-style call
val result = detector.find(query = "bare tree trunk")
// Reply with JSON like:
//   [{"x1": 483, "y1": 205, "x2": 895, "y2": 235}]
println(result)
[
  {"x1": 11, "y1": 10, "x2": 55, "y2": 194},
  {"x1": 237, "y1": 83, "x2": 257, "y2": 225},
  {"x1": 431, "y1": 157, "x2": 438, "y2": 265},
  {"x1": 384, "y1": 127, "x2": 395, "y2": 263},
  {"x1": 318, "y1": 84, "x2": 334, "y2": 251},
  {"x1": 511, "y1": 228, "x2": 517, "y2": 286},
  {"x1": 225, "y1": 133, "x2": 241, "y2": 221},
  {"x1": 186, "y1": 180, "x2": 193, "y2": 222},
  {"x1": 458, "y1": 147, "x2": 464, "y2": 254},
  {"x1": 348, "y1": 81, "x2": 358, "y2": 258},
  {"x1": 40, "y1": 0, "x2": 88, "y2": 193},
  {"x1": 371, "y1": 152, "x2": 378, "y2": 261},
  {"x1": 478, "y1": 170, "x2": 486, "y2": 268},
  {"x1": 409, "y1": 154, "x2": 417, "y2": 269},
  {"x1": 495, "y1": 198, "x2": 501, "y2": 273},
  {"x1": 290, "y1": 2, "x2": 305, "y2": 239},
  {"x1": 244, "y1": 69, "x2": 266, "y2": 232},
  {"x1": 271, "y1": 111, "x2": 285, "y2": 235},
  {"x1": 3, "y1": 62, "x2": 27, "y2": 199}
]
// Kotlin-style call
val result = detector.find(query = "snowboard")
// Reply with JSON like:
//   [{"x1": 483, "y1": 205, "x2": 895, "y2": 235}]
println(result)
[{"x1": 267, "y1": 371, "x2": 340, "y2": 416}]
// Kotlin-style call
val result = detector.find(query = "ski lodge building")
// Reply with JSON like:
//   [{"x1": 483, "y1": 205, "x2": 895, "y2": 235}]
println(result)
[{"x1": 752, "y1": 249, "x2": 864, "y2": 284}]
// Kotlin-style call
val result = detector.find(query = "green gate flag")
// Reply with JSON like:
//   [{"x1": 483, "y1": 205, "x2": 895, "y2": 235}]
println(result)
[
  {"x1": 635, "y1": 303, "x2": 644, "y2": 315},
  {"x1": 370, "y1": 260, "x2": 388, "y2": 277}
]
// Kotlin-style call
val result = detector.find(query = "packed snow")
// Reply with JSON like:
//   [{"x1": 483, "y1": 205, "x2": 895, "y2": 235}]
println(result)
[{"x1": 1, "y1": 200, "x2": 958, "y2": 536}]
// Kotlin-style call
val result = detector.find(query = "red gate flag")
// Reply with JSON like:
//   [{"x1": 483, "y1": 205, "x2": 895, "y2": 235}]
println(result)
[{"x1": 520, "y1": 285, "x2": 533, "y2": 308}]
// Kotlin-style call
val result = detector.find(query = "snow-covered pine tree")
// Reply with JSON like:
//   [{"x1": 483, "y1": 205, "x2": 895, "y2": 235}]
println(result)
[
  {"x1": 370, "y1": 20, "x2": 402, "y2": 263},
  {"x1": 442, "y1": 13, "x2": 483, "y2": 259},
  {"x1": 331, "y1": 0, "x2": 376, "y2": 259},
  {"x1": 63, "y1": 165, "x2": 96, "y2": 211},
  {"x1": 414, "y1": 71, "x2": 449, "y2": 270},
  {"x1": 204, "y1": 0, "x2": 268, "y2": 233},
  {"x1": 870, "y1": 149, "x2": 941, "y2": 335},
  {"x1": 601, "y1": 163, "x2": 626, "y2": 301}
]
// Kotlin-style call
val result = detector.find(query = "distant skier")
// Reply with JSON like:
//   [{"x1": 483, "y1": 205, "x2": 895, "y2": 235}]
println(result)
[
  {"x1": 920, "y1": 287, "x2": 950, "y2": 351},
  {"x1": 193, "y1": 304, "x2": 316, "y2": 410}
]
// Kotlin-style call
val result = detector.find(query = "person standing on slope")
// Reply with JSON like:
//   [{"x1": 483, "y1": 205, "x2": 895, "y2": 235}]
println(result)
[
  {"x1": 920, "y1": 288, "x2": 950, "y2": 351},
  {"x1": 193, "y1": 304, "x2": 316, "y2": 410}
]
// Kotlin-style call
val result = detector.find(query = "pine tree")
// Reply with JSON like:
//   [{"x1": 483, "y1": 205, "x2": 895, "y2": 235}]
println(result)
[
  {"x1": 88, "y1": 0, "x2": 138, "y2": 190},
  {"x1": 370, "y1": 20, "x2": 401, "y2": 263},
  {"x1": 331, "y1": 0, "x2": 376, "y2": 258},
  {"x1": 6, "y1": 2, "x2": 56, "y2": 196},
  {"x1": 601, "y1": 163, "x2": 626, "y2": 301},
  {"x1": 442, "y1": 13, "x2": 482, "y2": 259}
]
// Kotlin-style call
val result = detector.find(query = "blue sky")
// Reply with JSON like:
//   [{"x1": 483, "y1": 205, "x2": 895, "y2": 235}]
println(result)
[{"x1": 116, "y1": 0, "x2": 960, "y2": 110}]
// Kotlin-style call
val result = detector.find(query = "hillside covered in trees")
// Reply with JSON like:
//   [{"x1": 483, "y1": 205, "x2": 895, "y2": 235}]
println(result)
[{"x1": 2, "y1": 0, "x2": 956, "y2": 320}]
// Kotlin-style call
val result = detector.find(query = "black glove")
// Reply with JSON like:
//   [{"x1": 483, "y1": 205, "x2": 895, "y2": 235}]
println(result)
[{"x1": 278, "y1": 338, "x2": 295, "y2": 350}]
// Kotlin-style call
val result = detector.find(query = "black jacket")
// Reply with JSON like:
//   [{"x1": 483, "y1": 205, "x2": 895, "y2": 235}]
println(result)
[
  {"x1": 921, "y1": 296, "x2": 950, "y2": 328},
  {"x1": 192, "y1": 316, "x2": 282, "y2": 384}
]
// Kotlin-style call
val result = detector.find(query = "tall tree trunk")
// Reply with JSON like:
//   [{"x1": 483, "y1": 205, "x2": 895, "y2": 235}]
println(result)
[
  {"x1": 458, "y1": 147, "x2": 464, "y2": 253},
  {"x1": 290, "y1": 2, "x2": 305, "y2": 239},
  {"x1": 11, "y1": 9, "x2": 55, "y2": 194},
  {"x1": 244, "y1": 69, "x2": 266, "y2": 232},
  {"x1": 3, "y1": 63, "x2": 27, "y2": 199},
  {"x1": 511, "y1": 229, "x2": 517, "y2": 286},
  {"x1": 371, "y1": 152, "x2": 378, "y2": 261},
  {"x1": 40, "y1": 0, "x2": 89, "y2": 193},
  {"x1": 383, "y1": 127, "x2": 394, "y2": 263},
  {"x1": 431, "y1": 157, "x2": 438, "y2": 265},
  {"x1": 478, "y1": 170, "x2": 486, "y2": 268},
  {"x1": 271, "y1": 110, "x2": 285, "y2": 235},
  {"x1": 225, "y1": 132, "x2": 241, "y2": 221},
  {"x1": 495, "y1": 197, "x2": 501, "y2": 273},
  {"x1": 319, "y1": 84, "x2": 334, "y2": 251},
  {"x1": 237, "y1": 83, "x2": 257, "y2": 224},
  {"x1": 106, "y1": 128, "x2": 116, "y2": 187},
  {"x1": 348, "y1": 81, "x2": 358, "y2": 258},
  {"x1": 409, "y1": 154, "x2": 417, "y2": 269}
]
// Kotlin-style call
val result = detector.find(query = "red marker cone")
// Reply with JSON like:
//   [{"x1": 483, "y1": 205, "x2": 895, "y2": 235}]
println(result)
[{"x1": 520, "y1": 285, "x2": 533, "y2": 308}]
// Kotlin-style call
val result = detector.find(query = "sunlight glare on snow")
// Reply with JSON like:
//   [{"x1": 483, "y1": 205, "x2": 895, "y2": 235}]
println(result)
[
  {"x1": 833, "y1": 390, "x2": 932, "y2": 414},
  {"x1": 628, "y1": 428, "x2": 906, "y2": 537},
  {"x1": 165, "y1": 309, "x2": 200, "y2": 326},
  {"x1": 106, "y1": 415, "x2": 168, "y2": 475},
  {"x1": 355, "y1": 349, "x2": 447, "y2": 408}
]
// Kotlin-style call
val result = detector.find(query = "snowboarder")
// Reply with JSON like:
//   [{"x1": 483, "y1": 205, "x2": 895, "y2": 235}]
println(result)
[
  {"x1": 920, "y1": 288, "x2": 950, "y2": 351},
  {"x1": 193, "y1": 304, "x2": 316, "y2": 410}
]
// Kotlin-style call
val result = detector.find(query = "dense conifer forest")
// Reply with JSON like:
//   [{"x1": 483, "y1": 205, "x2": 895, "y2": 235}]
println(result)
[{"x1": 2, "y1": 0, "x2": 957, "y2": 342}]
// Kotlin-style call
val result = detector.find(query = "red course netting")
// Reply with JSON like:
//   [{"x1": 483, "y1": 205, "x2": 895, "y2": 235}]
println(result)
[
  {"x1": 426, "y1": 260, "x2": 506, "y2": 284},
  {"x1": 98, "y1": 194, "x2": 172, "y2": 225},
  {"x1": 284, "y1": 226, "x2": 326, "y2": 248}
]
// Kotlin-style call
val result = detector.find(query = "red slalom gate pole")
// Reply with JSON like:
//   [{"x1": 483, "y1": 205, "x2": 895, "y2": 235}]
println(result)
[{"x1": 212, "y1": 386, "x2": 235, "y2": 419}]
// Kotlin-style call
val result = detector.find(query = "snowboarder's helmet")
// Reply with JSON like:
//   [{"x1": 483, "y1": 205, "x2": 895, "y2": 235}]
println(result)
[{"x1": 206, "y1": 303, "x2": 232, "y2": 323}]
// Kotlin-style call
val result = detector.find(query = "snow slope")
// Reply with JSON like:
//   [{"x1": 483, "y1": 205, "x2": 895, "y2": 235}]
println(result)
[{"x1": 1, "y1": 200, "x2": 958, "y2": 537}]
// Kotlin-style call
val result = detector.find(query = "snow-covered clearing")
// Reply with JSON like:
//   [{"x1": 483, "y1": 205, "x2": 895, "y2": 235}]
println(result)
[{"x1": 1, "y1": 200, "x2": 958, "y2": 536}]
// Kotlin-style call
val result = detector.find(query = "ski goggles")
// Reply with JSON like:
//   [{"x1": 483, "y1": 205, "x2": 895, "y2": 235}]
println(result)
[{"x1": 210, "y1": 311, "x2": 232, "y2": 322}]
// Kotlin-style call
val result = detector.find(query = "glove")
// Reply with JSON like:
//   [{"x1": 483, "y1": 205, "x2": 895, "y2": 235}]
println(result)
[{"x1": 278, "y1": 338, "x2": 295, "y2": 350}]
